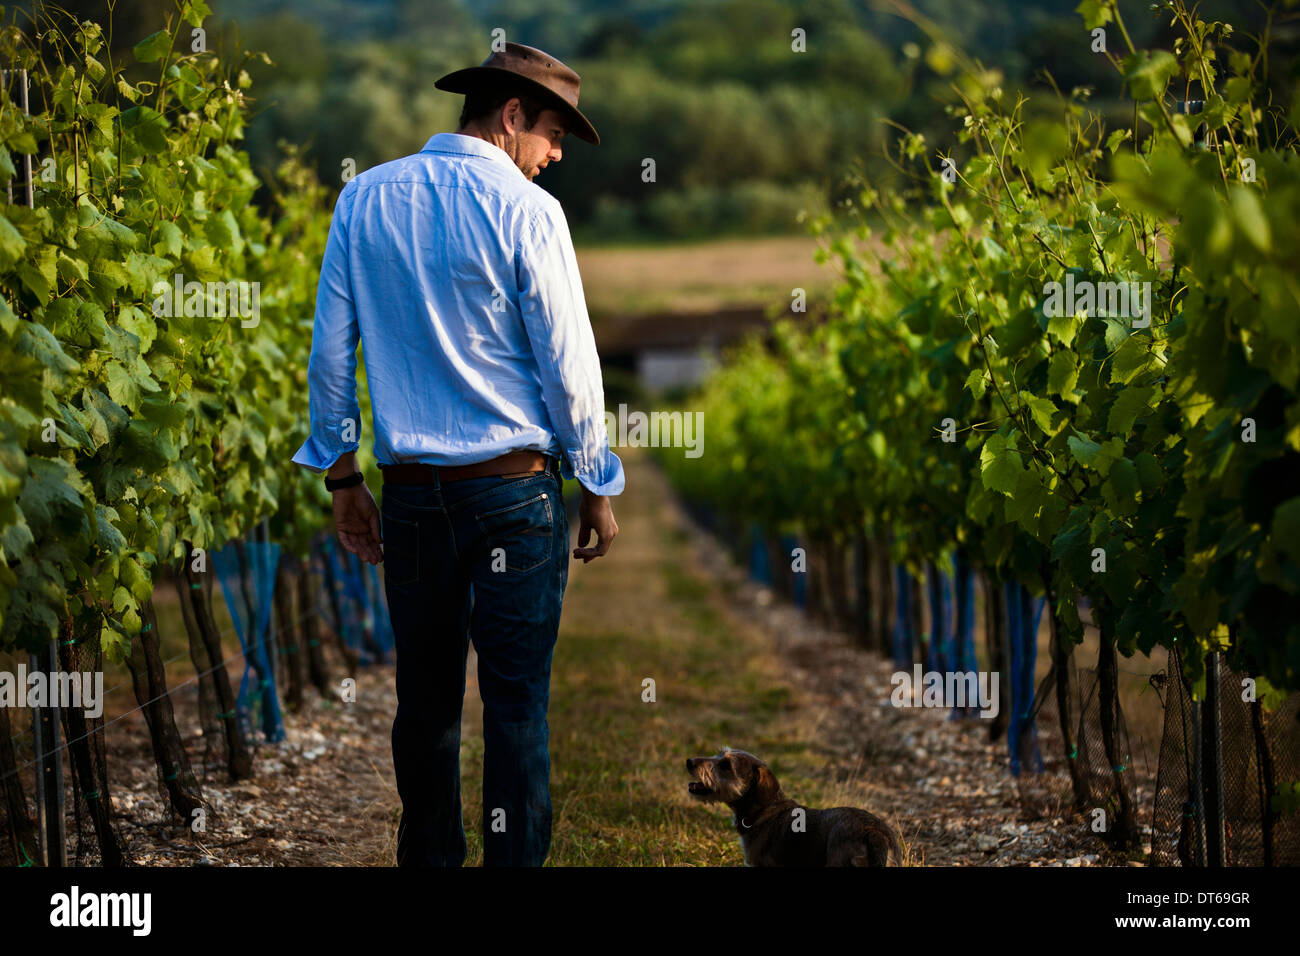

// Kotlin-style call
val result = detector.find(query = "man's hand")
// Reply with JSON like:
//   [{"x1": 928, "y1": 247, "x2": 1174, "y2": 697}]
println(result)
[
  {"x1": 573, "y1": 488, "x2": 617, "y2": 563},
  {"x1": 329, "y1": 453, "x2": 383, "y2": 564}
]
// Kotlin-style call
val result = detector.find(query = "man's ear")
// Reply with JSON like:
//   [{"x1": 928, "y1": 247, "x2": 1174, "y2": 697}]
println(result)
[{"x1": 500, "y1": 97, "x2": 522, "y2": 135}]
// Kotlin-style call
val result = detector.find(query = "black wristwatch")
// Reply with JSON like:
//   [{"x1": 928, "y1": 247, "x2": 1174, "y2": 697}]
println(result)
[{"x1": 324, "y1": 471, "x2": 365, "y2": 492}]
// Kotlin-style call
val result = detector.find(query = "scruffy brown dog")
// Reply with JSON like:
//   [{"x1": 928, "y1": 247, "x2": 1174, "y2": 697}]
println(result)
[{"x1": 686, "y1": 747, "x2": 903, "y2": 866}]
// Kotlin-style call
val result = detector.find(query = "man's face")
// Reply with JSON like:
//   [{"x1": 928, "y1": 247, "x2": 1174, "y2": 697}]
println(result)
[{"x1": 505, "y1": 103, "x2": 566, "y2": 181}]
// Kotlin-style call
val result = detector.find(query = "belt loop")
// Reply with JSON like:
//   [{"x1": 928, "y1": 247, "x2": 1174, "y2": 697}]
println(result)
[{"x1": 432, "y1": 464, "x2": 441, "y2": 492}]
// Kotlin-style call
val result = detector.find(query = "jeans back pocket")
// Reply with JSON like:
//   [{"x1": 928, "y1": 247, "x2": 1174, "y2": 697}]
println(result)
[{"x1": 475, "y1": 491, "x2": 554, "y2": 575}]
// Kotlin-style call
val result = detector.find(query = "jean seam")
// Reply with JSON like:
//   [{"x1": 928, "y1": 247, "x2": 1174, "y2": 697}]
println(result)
[
  {"x1": 381, "y1": 510, "x2": 421, "y2": 587},
  {"x1": 476, "y1": 491, "x2": 553, "y2": 524},
  {"x1": 448, "y1": 473, "x2": 554, "y2": 515}
]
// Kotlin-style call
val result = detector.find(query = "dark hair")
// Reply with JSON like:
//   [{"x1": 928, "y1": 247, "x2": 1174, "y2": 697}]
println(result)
[{"x1": 457, "y1": 84, "x2": 549, "y2": 132}]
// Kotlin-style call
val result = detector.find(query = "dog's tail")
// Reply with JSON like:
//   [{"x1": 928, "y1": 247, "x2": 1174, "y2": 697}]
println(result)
[{"x1": 853, "y1": 825, "x2": 905, "y2": 867}]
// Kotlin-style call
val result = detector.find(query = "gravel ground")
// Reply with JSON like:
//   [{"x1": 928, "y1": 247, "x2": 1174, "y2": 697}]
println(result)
[{"x1": 689, "y1": 533, "x2": 1156, "y2": 867}]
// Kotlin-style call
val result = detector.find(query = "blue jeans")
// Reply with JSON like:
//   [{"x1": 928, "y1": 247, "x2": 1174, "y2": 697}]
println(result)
[{"x1": 380, "y1": 465, "x2": 569, "y2": 867}]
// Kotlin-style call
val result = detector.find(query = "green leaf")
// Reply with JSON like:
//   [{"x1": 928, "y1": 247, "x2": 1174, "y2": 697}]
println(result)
[
  {"x1": 1076, "y1": 0, "x2": 1114, "y2": 31},
  {"x1": 1051, "y1": 506, "x2": 1091, "y2": 565},
  {"x1": 979, "y1": 236, "x2": 1006, "y2": 261},
  {"x1": 116, "y1": 77, "x2": 140, "y2": 103},
  {"x1": 122, "y1": 606, "x2": 142, "y2": 635},
  {"x1": 0, "y1": 298, "x2": 17, "y2": 336},
  {"x1": 83, "y1": 53, "x2": 107, "y2": 83},
  {"x1": 121, "y1": 105, "x2": 169, "y2": 154},
  {"x1": 153, "y1": 221, "x2": 183, "y2": 259},
  {"x1": 81, "y1": 103, "x2": 118, "y2": 139},
  {"x1": 112, "y1": 585, "x2": 133, "y2": 613},
  {"x1": 104, "y1": 361, "x2": 143, "y2": 409},
  {"x1": 1023, "y1": 120, "x2": 1070, "y2": 183},
  {"x1": 1107, "y1": 385, "x2": 1155, "y2": 436},
  {"x1": 1105, "y1": 457, "x2": 1140, "y2": 513},
  {"x1": 95, "y1": 504, "x2": 127, "y2": 554},
  {"x1": 1005, "y1": 464, "x2": 1048, "y2": 532},
  {"x1": 1273, "y1": 498, "x2": 1300, "y2": 560},
  {"x1": 121, "y1": 556, "x2": 153, "y2": 603},
  {"x1": 1229, "y1": 186, "x2": 1271, "y2": 254},
  {"x1": 182, "y1": 0, "x2": 213, "y2": 28},
  {"x1": 118, "y1": 305, "x2": 158, "y2": 352},
  {"x1": 1, "y1": 513, "x2": 34, "y2": 559},
  {"x1": 1103, "y1": 317, "x2": 1131, "y2": 352},
  {"x1": 1048, "y1": 350, "x2": 1080, "y2": 397},
  {"x1": 0, "y1": 213, "x2": 27, "y2": 270},
  {"x1": 1135, "y1": 451, "x2": 1162, "y2": 492},
  {"x1": 124, "y1": 251, "x2": 173, "y2": 297},
  {"x1": 1110, "y1": 337, "x2": 1151, "y2": 385},
  {"x1": 1020, "y1": 391, "x2": 1058, "y2": 434},
  {"x1": 1068, "y1": 433, "x2": 1104, "y2": 469},
  {"x1": 1046, "y1": 309, "x2": 1083, "y2": 346},
  {"x1": 133, "y1": 30, "x2": 172, "y2": 64},
  {"x1": 15, "y1": 323, "x2": 78, "y2": 379},
  {"x1": 980, "y1": 432, "x2": 1024, "y2": 496},
  {"x1": 58, "y1": 403, "x2": 96, "y2": 453},
  {"x1": 1123, "y1": 50, "x2": 1179, "y2": 101},
  {"x1": 100, "y1": 627, "x2": 131, "y2": 661},
  {"x1": 19, "y1": 458, "x2": 87, "y2": 534},
  {"x1": 8, "y1": 130, "x2": 38, "y2": 154},
  {"x1": 56, "y1": 253, "x2": 89, "y2": 284}
]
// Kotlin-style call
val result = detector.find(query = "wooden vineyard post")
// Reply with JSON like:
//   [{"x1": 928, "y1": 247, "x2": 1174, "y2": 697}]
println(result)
[
  {"x1": 180, "y1": 546, "x2": 253, "y2": 780},
  {"x1": 1095, "y1": 603, "x2": 1137, "y2": 848},
  {"x1": 1203, "y1": 650, "x2": 1225, "y2": 866},
  {"x1": 30, "y1": 637, "x2": 65, "y2": 866}
]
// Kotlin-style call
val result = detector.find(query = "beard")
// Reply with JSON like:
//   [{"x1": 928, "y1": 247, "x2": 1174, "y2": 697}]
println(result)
[{"x1": 506, "y1": 135, "x2": 538, "y2": 180}]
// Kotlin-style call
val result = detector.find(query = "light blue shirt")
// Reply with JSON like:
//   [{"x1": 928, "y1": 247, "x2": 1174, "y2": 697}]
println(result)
[{"x1": 292, "y1": 132, "x2": 624, "y2": 496}]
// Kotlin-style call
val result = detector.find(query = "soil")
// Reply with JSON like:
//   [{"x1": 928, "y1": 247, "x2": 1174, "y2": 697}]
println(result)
[{"x1": 57, "y1": 454, "x2": 1155, "y2": 867}]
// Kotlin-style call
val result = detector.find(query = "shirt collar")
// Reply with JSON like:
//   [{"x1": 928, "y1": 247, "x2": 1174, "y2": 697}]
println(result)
[{"x1": 421, "y1": 132, "x2": 525, "y2": 181}]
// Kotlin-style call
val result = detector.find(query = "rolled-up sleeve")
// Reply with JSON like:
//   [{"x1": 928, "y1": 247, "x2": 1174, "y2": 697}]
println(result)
[
  {"x1": 516, "y1": 199, "x2": 625, "y2": 496},
  {"x1": 292, "y1": 181, "x2": 362, "y2": 473}
]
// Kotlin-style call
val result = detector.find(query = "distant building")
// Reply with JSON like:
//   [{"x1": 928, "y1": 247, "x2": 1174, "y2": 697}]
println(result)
[{"x1": 596, "y1": 306, "x2": 774, "y2": 392}]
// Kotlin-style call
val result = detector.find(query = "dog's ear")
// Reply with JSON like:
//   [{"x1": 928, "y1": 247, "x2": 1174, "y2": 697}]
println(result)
[{"x1": 750, "y1": 763, "x2": 780, "y2": 803}]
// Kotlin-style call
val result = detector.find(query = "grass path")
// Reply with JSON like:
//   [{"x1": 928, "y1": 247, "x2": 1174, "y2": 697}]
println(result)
[{"x1": 451, "y1": 448, "x2": 817, "y2": 865}]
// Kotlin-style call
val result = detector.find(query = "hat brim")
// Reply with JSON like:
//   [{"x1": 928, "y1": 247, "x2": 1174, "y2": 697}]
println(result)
[{"x1": 435, "y1": 66, "x2": 600, "y2": 145}]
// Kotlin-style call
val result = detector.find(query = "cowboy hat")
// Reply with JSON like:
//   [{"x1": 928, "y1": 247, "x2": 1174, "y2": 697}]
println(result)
[{"x1": 435, "y1": 42, "x2": 600, "y2": 145}]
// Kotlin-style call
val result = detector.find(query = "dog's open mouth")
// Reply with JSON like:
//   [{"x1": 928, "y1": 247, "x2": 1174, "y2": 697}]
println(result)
[{"x1": 688, "y1": 782, "x2": 711, "y2": 796}]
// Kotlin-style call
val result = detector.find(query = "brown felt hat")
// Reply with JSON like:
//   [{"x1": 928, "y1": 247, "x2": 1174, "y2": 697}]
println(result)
[{"x1": 435, "y1": 42, "x2": 600, "y2": 145}]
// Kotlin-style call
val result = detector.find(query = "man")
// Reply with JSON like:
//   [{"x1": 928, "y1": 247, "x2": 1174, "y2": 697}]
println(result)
[{"x1": 292, "y1": 42, "x2": 623, "y2": 867}]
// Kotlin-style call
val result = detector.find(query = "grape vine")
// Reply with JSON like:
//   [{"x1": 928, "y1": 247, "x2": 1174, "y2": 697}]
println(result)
[
  {"x1": 664, "y1": 0, "x2": 1300, "y2": 698},
  {"x1": 0, "y1": 2, "x2": 344, "y2": 660}
]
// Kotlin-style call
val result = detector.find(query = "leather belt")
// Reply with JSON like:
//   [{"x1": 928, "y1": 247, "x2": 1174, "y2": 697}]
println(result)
[{"x1": 380, "y1": 451, "x2": 554, "y2": 485}]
